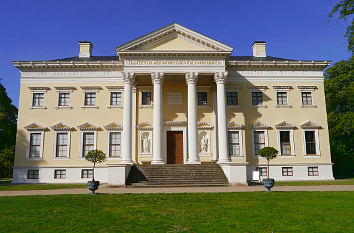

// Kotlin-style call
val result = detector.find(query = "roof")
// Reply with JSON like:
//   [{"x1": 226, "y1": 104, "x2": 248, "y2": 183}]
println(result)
[
  {"x1": 229, "y1": 56, "x2": 295, "y2": 61},
  {"x1": 50, "y1": 56, "x2": 118, "y2": 61}
]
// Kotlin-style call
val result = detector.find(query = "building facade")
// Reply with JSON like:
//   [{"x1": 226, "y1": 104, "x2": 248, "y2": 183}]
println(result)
[{"x1": 12, "y1": 23, "x2": 334, "y2": 185}]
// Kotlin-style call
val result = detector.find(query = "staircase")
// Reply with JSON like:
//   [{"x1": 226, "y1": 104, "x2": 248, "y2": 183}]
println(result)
[{"x1": 126, "y1": 164, "x2": 229, "y2": 187}]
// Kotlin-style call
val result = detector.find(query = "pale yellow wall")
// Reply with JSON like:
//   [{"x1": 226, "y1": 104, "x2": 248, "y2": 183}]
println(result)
[
  {"x1": 144, "y1": 36, "x2": 208, "y2": 51},
  {"x1": 15, "y1": 72, "x2": 331, "y2": 167}
]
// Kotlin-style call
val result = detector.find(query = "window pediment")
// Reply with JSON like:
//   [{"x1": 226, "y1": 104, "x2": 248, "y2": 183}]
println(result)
[
  {"x1": 24, "y1": 123, "x2": 47, "y2": 131},
  {"x1": 301, "y1": 121, "x2": 321, "y2": 129},
  {"x1": 275, "y1": 121, "x2": 296, "y2": 129},
  {"x1": 228, "y1": 122, "x2": 245, "y2": 129},
  {"x1": 136, "y1": 122, "x2": 153, "y2": 130},
  {"x1": 51, "y1": 122, "x2": 73, "y2": 131},
  {"x1": 197, "y1": 122, "x2": 214, "y2": 129},
  {"x1": 78, "y1": 122, "x2": 99, "y2": 131},
  {"x1": 104, "y1": 122, "x2": 123, "y2": 131},
  {"x1": 252, "y1": 121, "x2": 271, "y2": 129}
]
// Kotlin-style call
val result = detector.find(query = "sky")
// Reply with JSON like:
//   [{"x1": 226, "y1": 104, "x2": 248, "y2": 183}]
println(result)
[{"x1": 0, "y1": 0, "x2": 351, "y2": 107}]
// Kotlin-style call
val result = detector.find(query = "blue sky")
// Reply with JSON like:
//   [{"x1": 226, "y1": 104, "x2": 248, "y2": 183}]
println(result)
[{"x1": 0, "y1": 0, "x2": 351, "y2": 107}]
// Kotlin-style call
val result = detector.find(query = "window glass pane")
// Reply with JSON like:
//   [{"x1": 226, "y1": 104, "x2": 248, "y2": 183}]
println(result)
[
  {"x1": 197, "y1": 92, "x2": 207, "y2": 105},
  {"x1": 59, "y1": 93, "x2": 70, "y2": 106},
  {"x1": 85, "y1": 93, "x2": 96, "y2": 106},
  {"x1": 83, "y1": 133, "x2": 94, "y2": 156},
  {"x1": 305, "y1": 131, "x2": 316, "y2": 154},
  {"x1": 110, "y1": 92, "x2": 122, "y2": 106},
  {"x1": 277, "y1": 92, "x2": 287, "y2": 105},
  {"x1": 227, "y1": 92, "x2": 238, "y2": 105},
  {"x1": 142, "y1": 92, "x2": 151, "y2": 105},
  {"x1": 252, "y1": 92, "x2": 262, "y2": 105},
  {"x1": 109, "y1": 132, "x2": 121, "y2": 157},
  {"x1": 32, "y1": 93, "x2": 44, "y2": 106},
  {"x1": 29, "y1": 133, "x2": 41, "y2": 157},
  {"x1": 56, "y1": 133, "x2": 68, "y2": 157},
  {"x1": 302, "y1": 92, "x2": 312, "y2": 105}
]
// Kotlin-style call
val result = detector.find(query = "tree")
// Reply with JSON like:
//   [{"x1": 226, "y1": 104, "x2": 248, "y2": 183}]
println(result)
[
  {"x1": 0, "y1": 81, "x2": 18, "y2": 178},
  {"x1": 258, "y1": 147, "x2": 278, "y2": 179},
  {"x1": 84, "y1": 149, "x2": 106, "y2": 181},
  {"x1": 329, "y1": 0, "x2": 354, "y2": 53},
  {"x1": 324, "y1": 57, "x2": 354, "y2": 178}
]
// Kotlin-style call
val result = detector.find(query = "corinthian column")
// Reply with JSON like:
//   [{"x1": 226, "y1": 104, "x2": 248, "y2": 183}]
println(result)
[
  {"x1": 214, "y1": 71, "x2": 230, "y2": 163},
  {"x1": 185, "y1": 72, "x2": 200, "y2": 164},
  {"x1": 120, "y1": 72, "x2": 134, "y2": 164},
  {"x1": 151, "y1": 72, "x2": 165, "y2": 164}
]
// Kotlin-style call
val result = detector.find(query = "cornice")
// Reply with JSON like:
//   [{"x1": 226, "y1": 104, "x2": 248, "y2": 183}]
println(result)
[
  {"x1": 227, "y1": 60, "x2": 331, "y2": 69},
  {"x1": 12, "y1": 60, "x2": 122, "y2": 70}
]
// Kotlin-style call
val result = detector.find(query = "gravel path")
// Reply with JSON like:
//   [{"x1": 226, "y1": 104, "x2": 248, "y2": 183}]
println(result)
[{"x1": 1, "y1": 185, "x2": 353, "y2": 196}]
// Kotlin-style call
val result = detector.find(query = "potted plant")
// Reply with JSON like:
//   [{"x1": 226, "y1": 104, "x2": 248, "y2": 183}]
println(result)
[
  {"x1": 258, "y1": 147, "x2": 278, "y2": 192},
  {"x1": 85, "y1": 149, "x2": 106, "y2": 194}
]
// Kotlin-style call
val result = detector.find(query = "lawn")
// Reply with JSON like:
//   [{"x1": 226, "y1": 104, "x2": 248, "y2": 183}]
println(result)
[
  {"x1": 0, "y1": 192, "x2": 353, "y2": 232},
  {"x1": 275, "y1": 178, "x2": 354, "y2": 186},
  {"x1": 0, "y1": 183, "x2": 87, "y2": 191}
]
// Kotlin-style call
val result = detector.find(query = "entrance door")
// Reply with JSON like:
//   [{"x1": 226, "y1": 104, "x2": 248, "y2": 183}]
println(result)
[{"x1": 167, "y1": 131, "x2": 183, "y2": 164}]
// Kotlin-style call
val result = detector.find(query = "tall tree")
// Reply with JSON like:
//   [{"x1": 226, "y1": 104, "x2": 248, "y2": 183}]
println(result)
[
  {"x1": 324, "y1": 58, "x2": 354, "y2": 177},
  {"x1": 329, "y1": 0, "x2": 354, "y2": 53},
  {"x1": 0, "y1": 81, "x2": 18, "y2": 177}
]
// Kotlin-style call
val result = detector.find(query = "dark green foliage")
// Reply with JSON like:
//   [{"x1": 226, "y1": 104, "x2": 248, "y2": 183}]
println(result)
[
  {"x1": 324, "y1": 57, "x2": 354, "y2": 178},
  {"x1": 329, "y1": 0, "x2": 354, "y2": 53},
  {"x1": 85, "y1": 149, "x2": 106, "y2": 180},
  {"x1": 0, "y1": 82, "x2": 17, "y2": 178},
  {"x1": 0, "y1": 192, "x2": 353, "y2": 232},
  {"x1": 259, "y1": 147, "x2": 278, "y2": 161}
]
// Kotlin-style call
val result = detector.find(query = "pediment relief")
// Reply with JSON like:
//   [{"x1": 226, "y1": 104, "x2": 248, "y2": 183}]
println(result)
[
  {"x1": 136, "y1": 122, "x2": 153, "y2": 130},
  {"x1": 78, "y1": 122, "x2": 99, "y2": 131},
  {"x1": 116, "y1": 23, "x2": 233, "y2": 52},
  {"x1": 51, "y1": 122, "x2": 73, "y2": 131},
  {"x1": 104, "y1": 122, "x2": 123, "y2": 131},
  {"x1": 252, "y1": 121, "x2": 271, "y2": 129},
  {"x1": 275, "y1": 121, "x2": 296, "y2": 129},
  {"x1": 301, "y1": 121, "x2": 321, "y2": 129},
  {"x1": 24, "y1": 123, "x2": 46, "y2": 131},
  {"x1": 197, "y1": 122, "x2": 214, "y2": 129},
  {"x1": 228, "y1": 122, "x2": 245, "y2": 129}
]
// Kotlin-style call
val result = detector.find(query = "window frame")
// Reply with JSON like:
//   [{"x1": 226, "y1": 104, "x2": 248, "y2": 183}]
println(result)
[
  {"x1": 227, "y1": 91, "x2": 239, "y2": 106},
  {"x1": 301, "y1": 92, "x2": 312, "y2": 106},
  {"x1": 58, "y1": 92, "x2": 70, "y2": 107},
  {"x1": 302, "y1": 129, "x2": 320, "y2": 156},
  {"x1": 276, "y1": 92, "x2": 288, "y2": 105},
  {"x1": 32, "y1": 92, "x2": 44, "y2": 107},
  {"x1": 277, "y1": 129, "x2": 295, "y2": 156},
  {"x1": 197, "y1": 92, "x2": 208, "y2": 106},
  {"x1": 107, "y1": 131, "x2": 122, "y2": 158},
  {"x1": 26, "y1": 131, "x2": 44, "y2": 160},
  {"x1": 81, "y1": 169, "x2": 94, "y2": 178},
  {"x1": 251, "y1": 91, "x2": 263, "y2": 106},
  {"x1": 27, "y1": 170, "x2": 39, "y2": 179},
  {"x1": 54, "y1": 169, "x2": 66, "y2": 179},
  {"x1": 53, "y1": 131, "x2": 71, "y2": 159},
  {"x1": 227, "y1": 130, "x2": 243, "y2": 157},
  {"x1": 80, "y1": 131, "x2": 97, "y2": 158},
  {"x1": 282, "y1": 167, "x2": 293, "y2": 176},
  {"x1": 256, "y1": 167, "x2": 268, "y2": 177},
  {"x1": 84, "y1": 92, "x2": 96, "y2": 106},
  {"x1": 110, "y1": 92, "x2": 122, "y2": 106},
  {"x1": 308, "y1": 167, "x2": 319, "y2": 176},
  {"x1": 252, "y1": 129, "x2": 269, "y2": 156}
]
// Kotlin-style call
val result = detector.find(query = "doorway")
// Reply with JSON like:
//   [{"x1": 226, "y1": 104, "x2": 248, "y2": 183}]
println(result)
[{"x1": 167, "y1": 131, "x2": 183, "y2": 164}]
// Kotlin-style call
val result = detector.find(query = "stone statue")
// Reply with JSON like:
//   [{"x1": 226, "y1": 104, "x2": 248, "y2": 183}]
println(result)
[
  {"x1": 200, "y1": 134, "x2": 208, "y2": 153},
  {"x1": 142, "y1": 134, "x2": 150, "y2": 153}
]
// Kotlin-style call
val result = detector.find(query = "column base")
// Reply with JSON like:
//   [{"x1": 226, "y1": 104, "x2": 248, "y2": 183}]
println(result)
[
  {"x1": 120, "y1": 160, "x2": 134, "y2": 165},
  {"x1": 187, "y1": 160, "x2": 201, "y2": 164},
  {"x1": 151, "y1": 160, "x2": 165, "y2": 164}
]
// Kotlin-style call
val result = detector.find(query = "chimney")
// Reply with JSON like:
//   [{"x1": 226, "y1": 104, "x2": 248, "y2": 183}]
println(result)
[
  {"x1": 252, "y1": 41, "x2": 266, "y2": 57},
  {"x1": 79, "y1": 41, "x2": 93, "y2": 58}
]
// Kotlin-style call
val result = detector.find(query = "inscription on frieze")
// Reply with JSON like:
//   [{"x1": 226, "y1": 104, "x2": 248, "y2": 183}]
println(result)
[{"x1": 125, "y1": 60, "x2": 224, "y2": 66}]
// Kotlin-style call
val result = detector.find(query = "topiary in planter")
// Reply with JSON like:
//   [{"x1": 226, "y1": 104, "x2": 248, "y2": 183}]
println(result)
[
  {"x1": 85, "y1": 149, "x2": 106, "y2": 195},
  {"x1": 258, "y1": 147, "x2": 278, "y2": 192}
]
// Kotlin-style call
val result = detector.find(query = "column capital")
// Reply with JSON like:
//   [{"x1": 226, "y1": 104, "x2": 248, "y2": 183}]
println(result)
[
  {"x1": 122, "y1": 72, "x2": 135, "y2": 84},
  {"x1": 214, "y1": 71, "x2": 228, "y2": 84},
  {"x1": 185, "y1": 72, "x2": 199, "y2": 85},
  {"x1": 151, "y1": 72, "x2": 165, "y2": 85}
]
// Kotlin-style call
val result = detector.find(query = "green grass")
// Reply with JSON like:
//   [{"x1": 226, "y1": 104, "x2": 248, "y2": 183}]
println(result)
[
  {"x1": 0, "y1": 192, "x2": 353, "y2": 232},
  {"x1": 275, "y1": 178, "x2": 354, "y2": 186},
  {"x1": 0, "y1": 183, "x2": 87, "y2": 191}
]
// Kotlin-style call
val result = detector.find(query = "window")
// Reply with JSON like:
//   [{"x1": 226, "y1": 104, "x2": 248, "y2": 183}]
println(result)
[
  {"x1": 84, "y1": 93, "x2": 96, "y2": 106},
  {"x1": 252, "y1": 92, "x2": 262, "y2": 105},
  {"x1": 308, "y1": 167, "x2": 319, "y2": 176},
  {"x1": 142, "y1": 92, "x2": 152, "y2": 105},
  {"x1": 277, "y1": 92, "x2": 287, "y2": 105},
  {"x1": 228, "y1": 131, "x2": 240, "y2": 156},
  {"x1": 27, "y1": 170, "x2": 39, "y2": 179},
  {"x1": 280, "y1": 131, "x2": 291, "y2": 155},
  {"x1": 305, "y1": 131, "x2": 316, "y2": 155},
  {"x1": 110, "y1": 92, "x2": 122, "y2": 106},
  {"x1": 302, "y1": 92, "x2": 312, "y2": 105},
  {"x1": 54, "y1": 169, "x2": 66, "y2": 179},
  {"x1": 198, "y1": 92, "x2": 208, "y2": 105},
  {"x1": 109, "y1": 132, "x2": 121, "y2": 157},
  {"x1": 227, "y1": 92, "x2": 238, "y2": 105},
  {"x1": 254, "y1": 131, "x2": 265, "y2": 155},
  {"x1": 82, "y1": 133, "x2": 94, "y2": 156},
  {"x1": 282, "y1": 167, "x2": 293, "y2": 176},
  {"x1": 55, "y1": 133, "x2": 68, "y2": 157},
  {"x1": 29, "y1": 133, "x2": 42, "y2": 158},
  {"x1": 256, "y1": 167, "x2": 267, "y2": 177},
  {"x1": 32, "y1": 93, "x2": 44, "y2": 107},
  {"x1": 58, "y1": 93, "x2": 70, "y2": 106},
  {"x1": 81, "y1": 169, "x2": 93, "y2": 178}
]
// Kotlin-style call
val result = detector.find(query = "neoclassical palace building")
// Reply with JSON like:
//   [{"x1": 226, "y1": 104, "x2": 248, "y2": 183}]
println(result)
[{"x1": 12, "y1": 23, "x2": 334, "y2": 185}]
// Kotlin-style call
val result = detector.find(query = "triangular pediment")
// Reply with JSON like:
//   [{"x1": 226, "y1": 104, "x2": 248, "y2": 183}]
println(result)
[
  {"x1": 104, "y1": 122, "x2": 123, "y2": 131},
  {"x1": 51, "y1": 122, "x2": 73, "y2": 131},
  {"x1": 24, "y1": 123, "x2": 46, "y2": 131},
  {"x1": 301, "y1": 121, "x2": 321, "y2": 129},
  {"x1": 275, "y1": 121, "x2": 296, "y2": 129},
  {"x1": 116, "y1": 23, "x2": 233, "y2": 52},
  {"x1": 252, "y1": 121, "x2": 271, "y2": 129},
  {"x1": 78, "y1": 122, "x2": 99, "y2": 131}
]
